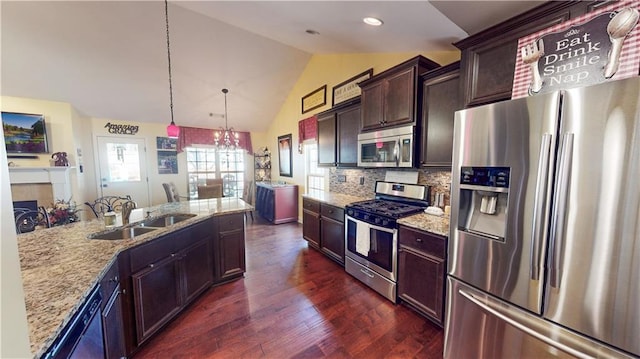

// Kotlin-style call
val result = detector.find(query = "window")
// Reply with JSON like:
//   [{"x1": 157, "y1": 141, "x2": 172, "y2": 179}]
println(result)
[
  {"x1": 185, "y1": 147, "x2": 245, "y2": 198},
  {"x1": 305, "y1": 142, "x2": 325, "y2": 191}
]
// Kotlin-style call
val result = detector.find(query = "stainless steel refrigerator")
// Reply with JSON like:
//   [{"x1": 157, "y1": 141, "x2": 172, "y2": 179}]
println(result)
[{"x1": 445, "y1": 77, "x2": 640, "y2": 359}]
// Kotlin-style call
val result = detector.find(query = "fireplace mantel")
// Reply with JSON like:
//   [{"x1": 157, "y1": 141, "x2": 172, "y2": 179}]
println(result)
[{"x1": 9, "y1": 167, "x2": 74, "y2": 200}]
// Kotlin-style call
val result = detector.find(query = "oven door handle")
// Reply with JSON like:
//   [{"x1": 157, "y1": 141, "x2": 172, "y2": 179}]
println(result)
[{"x1": 347, "y1": 215, "x2": 396, "y2": 234}]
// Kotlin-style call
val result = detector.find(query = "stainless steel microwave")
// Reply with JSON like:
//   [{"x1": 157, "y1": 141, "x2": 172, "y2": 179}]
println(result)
[{"x1": 357, "y1": 125, "x2": 415, "y2": 168}]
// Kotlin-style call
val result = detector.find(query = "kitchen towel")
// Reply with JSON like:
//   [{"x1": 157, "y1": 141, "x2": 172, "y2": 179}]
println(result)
[{"x1": 355, "y1": 224, "x2": 370, "y2": 256}]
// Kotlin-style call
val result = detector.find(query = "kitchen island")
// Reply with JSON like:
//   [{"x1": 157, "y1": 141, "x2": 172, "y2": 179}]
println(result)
[{"x1": 16, "y1": 197, "x2": 252, "y2": 358}]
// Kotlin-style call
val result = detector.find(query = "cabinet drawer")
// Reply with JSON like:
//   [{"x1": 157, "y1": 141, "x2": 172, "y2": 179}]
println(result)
[
  {"x1": 218, "y1": 213, "x2": 244, "y2": 232},
  {"x1": 320, "y1": 204, "x2": 344, "y2": 223},
  {"x1": 178, "y1": 219, "x2": 211, "y2": 249},
  {"x1": 100, "y1": 259, "x2": 120, "y2": 302},
  {"x1": 303, "y1": 198, "x2": 320, "y2": 213},
  {"x1": 399, "y1": 226, "x2": 446, "y2": 259},
  {"x1": 129, "y1": 234, "x2": 176, "y2": 273}
]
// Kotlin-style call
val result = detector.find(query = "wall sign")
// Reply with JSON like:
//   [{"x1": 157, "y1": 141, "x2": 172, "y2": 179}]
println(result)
[
  {"x1": 301, "y1": 85, "x2": 327, "y2": 114},
  {"x1": 104, "y1": 122, "x2": 139, "y2": 135},
  {"x1": 512, "y1": 0, "x2": 640, "y2": 98},
  {"x1": 332, "y1": 68, "x2": 373, "y2": 106}
]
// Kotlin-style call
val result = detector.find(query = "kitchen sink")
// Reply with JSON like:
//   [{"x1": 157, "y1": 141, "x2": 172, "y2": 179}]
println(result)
[
  {"x1": 89, "y1": 226, "x2": 157, "y2": 240},
  {"x1": 138, "y1": 213, "x2": 197, "y2": 228}
]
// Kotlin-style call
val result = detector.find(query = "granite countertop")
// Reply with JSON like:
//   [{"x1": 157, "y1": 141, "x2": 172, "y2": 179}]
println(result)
[
  {"x1": 303, "y1": 190, "x2": 449, "y2": 236},
  {"x1": 302, "y1": 190, "x2": 371, "y2": 208},
  {"x1": 17, "y1": 198, "x2": 252, "y2": 358},
  {"x1": 398, "y1": 212, "x2": 450, "y2": 237}
]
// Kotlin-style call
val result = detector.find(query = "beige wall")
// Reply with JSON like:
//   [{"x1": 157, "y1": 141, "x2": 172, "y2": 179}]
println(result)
[
  {"x1": 2, "y1": 96, "x2": 90, "y2": 216},
  {"x1": 90, "y1": 118, "x2": 185, "y2": 207},
  {"x1": 3, "y1": 52, "x2": 460, "y2": 223},
  {"x1": 0, "y1": 135, "x2": 33, "y2": 357},
  {"x1": 253, "y1": 51, "x2": 461, "y2": 220}
]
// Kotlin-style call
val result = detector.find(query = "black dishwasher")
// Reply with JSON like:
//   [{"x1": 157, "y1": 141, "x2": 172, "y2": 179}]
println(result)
[{"x1": 43, "y1": 285, "x2": 104, "y2": 359}]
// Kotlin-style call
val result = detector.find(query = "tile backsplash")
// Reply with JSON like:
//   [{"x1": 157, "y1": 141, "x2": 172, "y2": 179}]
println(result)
[{"x1": 329, "y1": 168, "x2": 451, "y2": 206}]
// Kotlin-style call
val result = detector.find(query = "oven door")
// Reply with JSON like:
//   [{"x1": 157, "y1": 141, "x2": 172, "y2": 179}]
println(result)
[{"x1": 345, "y1": 215, "x2": 398, "y2": 281}]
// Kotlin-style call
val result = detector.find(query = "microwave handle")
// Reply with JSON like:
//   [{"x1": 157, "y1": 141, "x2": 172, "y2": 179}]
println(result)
[{"x1": 394, "y1": 139, "x2": 400, "y2": 166}]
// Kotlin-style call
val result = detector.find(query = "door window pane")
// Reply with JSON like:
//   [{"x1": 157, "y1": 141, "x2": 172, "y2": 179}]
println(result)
[{"x1": 106, "y1": 143, "x2": 141, "y2": 182}]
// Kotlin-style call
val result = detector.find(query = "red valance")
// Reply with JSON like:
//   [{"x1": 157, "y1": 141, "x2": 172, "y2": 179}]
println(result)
[
  {"x1": 176, "y1": 126, "x2": 253, "y2": 154},
  {"x1": 298, "y1": 115, "x2": 317, "y2": 144}
]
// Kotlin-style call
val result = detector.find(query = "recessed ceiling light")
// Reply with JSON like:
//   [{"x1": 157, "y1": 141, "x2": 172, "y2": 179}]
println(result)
[
  {"x1": 363, "y1": 17, "x2": 383, "y2": 26},
  {"x1": 306, "y1": 29, "x2": 320, "y2": 35}
]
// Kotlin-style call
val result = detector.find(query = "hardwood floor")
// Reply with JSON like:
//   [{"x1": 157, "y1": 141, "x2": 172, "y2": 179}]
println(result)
[{"x1": 133, "y1": 217, "x2": 444, "y2": 359}]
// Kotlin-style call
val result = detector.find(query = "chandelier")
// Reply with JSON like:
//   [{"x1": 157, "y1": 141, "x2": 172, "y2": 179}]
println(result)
[
  {"x1": 213, "y1": 88, "x2": 239, "y2": 150},
  {"x1": 164, "y1": 0, "x2": 179, "y2": 139}
]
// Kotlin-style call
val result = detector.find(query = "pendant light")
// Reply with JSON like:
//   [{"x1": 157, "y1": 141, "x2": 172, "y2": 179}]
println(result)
[
  {"x1": 213, "y1": 88, "x2": 239, "y2": 150},
  {"x1": 164, "y1": 0, "x2": 179, "y2": 138}
]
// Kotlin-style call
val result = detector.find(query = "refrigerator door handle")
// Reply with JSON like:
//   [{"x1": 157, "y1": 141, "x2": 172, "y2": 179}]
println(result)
[
  {"x1": 458, "y1": 288, "x2": 591, "y2": 359},
  {"x1": 530, "y1": 134, "x2": 553, "y2": 280},
  {"x1": 549, "y1": 133, "x2": 574, "y2": 288}
]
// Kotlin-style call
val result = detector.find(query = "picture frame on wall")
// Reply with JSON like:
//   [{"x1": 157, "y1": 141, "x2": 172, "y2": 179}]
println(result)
[
  {"x1": 301, "y1": 85, "x2": 327, "y2": 114},
  {"x1": 332, "y1": 68, "x2": 373, "y2": 106},
  {"x1": 278, "y1": 133, "x2": 293, "y2": 177},
  {"x1": 158, "y1": 150, "x2": 178, "y2": 174},
  {"x1": 156, "y1": 136, "x2": 177, "y2": 151}
]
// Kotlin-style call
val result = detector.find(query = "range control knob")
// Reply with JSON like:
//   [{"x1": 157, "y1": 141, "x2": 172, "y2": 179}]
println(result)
[
  {"x1": 374, "y1": 217, "x2": 381, "y2": 224},
  {"x1": 363, "y1": 214, "x2": 370, "y2": 221},
  {"x1": 382, "y1": 219, "x2": 389, "y2": 226},
  {"x1": 347, "y1": 209, "x2": 354, "y2": 216}
]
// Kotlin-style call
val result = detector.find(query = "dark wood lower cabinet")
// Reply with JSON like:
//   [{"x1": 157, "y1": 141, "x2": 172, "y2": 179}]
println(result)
[
  {"x1": 320, "y1": 216, "x2": 344, "y2": 264},
  {"x1": 102, "y1": 285, "x2": 126, "y2": 359},
  {"x1": 132, "y1": 255, "x2": 182, "y2": 344},
  {"x1": 302, "y1": 198, "x2": 321, "y2": 248},
  {"x1": 213, "y1": 213, "x2": 246, "y2": 283},
  {"x1": 303, "y1": 198, "x2": 345, "y2": 265},
  {"x1": 100, "y1": 260, "x2": 126, "y2": 359},
  {"x1": 182, "y1": 239, "x2": 214, "y2": 303},
  {"x1": 397, "y1": 225, "x2": 447, "y2": 327}
]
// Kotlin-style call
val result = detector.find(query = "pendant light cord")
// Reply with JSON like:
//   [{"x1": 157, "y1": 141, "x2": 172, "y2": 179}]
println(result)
[
  {"x1": 222, "y1": 88, "x2": 229, "y2": 128},
  {"x1": 165, "y1": 0, "x2": 175, "y2": 124}
]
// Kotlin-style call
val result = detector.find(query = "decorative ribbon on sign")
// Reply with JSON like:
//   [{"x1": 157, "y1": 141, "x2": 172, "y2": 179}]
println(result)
[{"x1": 512, "y1": 0, "x2": 640, "y2": 98}]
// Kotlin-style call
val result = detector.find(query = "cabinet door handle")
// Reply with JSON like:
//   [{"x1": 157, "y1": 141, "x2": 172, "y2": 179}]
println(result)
[
  {"x1": 149, "y1": 263, "x2": 155, "y2": 268},
  {"x1": 415, "y1": 238, "x2": 423, "y2": 243},
  {"x1": 171, "y1": 253, "x2": 177, "y2": 258}
]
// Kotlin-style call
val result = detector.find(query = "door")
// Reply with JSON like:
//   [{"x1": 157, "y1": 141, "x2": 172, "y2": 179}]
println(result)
[
  {"x1": 449, "y1": 91, "x2": 561, "y2": 314},
  {"x1": 543, "y1": 78, "x2": 640, "y2": 357},
  {"x1": 97, "y1": 136, "x2": 149, "y2": 207}
]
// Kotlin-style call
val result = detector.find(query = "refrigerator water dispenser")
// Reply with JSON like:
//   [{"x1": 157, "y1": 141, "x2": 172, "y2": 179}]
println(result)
[{"x1": 457, "y1": 167, "x2": 510, "y2": 241}]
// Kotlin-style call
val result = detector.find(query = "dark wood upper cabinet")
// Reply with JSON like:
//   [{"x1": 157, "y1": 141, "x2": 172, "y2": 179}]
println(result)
[
  {"x1": 316, "y1": 99, "x2": 360, "y2": 167},
  {"x1": 360, "y1": 56, "x2": 439, "y2": 131},
  {"x1": 317, "y1": 110, "x2": 337, "y2": 166},
  {"x1": 420, "y1": 62, "x2": 461, "y2": 168},
  {"x1": 454, "y1": 1, "x2": 603, "y2": 108},
  {"x1": 336, "y1": 103, "x2": 360, "y2": 167}
]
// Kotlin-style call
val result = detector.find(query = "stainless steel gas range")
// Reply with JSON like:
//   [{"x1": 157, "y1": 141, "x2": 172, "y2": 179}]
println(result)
[{"x1": 344, "y1": 181, "x2": 429, "y2": 302}]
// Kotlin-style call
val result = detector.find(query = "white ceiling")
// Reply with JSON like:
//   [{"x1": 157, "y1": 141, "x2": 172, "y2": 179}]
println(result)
[{"x1": 1, "y1": 1, "x2": 544, "y2": 133}]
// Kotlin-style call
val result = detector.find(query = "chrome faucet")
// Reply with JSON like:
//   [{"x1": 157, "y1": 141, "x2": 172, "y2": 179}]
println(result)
[{"x1": 121, "y1": 200, "x2": 136, "y2": 225}]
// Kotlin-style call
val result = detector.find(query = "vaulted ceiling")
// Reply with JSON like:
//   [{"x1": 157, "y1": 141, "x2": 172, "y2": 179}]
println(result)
[{"x1": 1, "y1": 1, "x2": 544, "y2": 132}]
